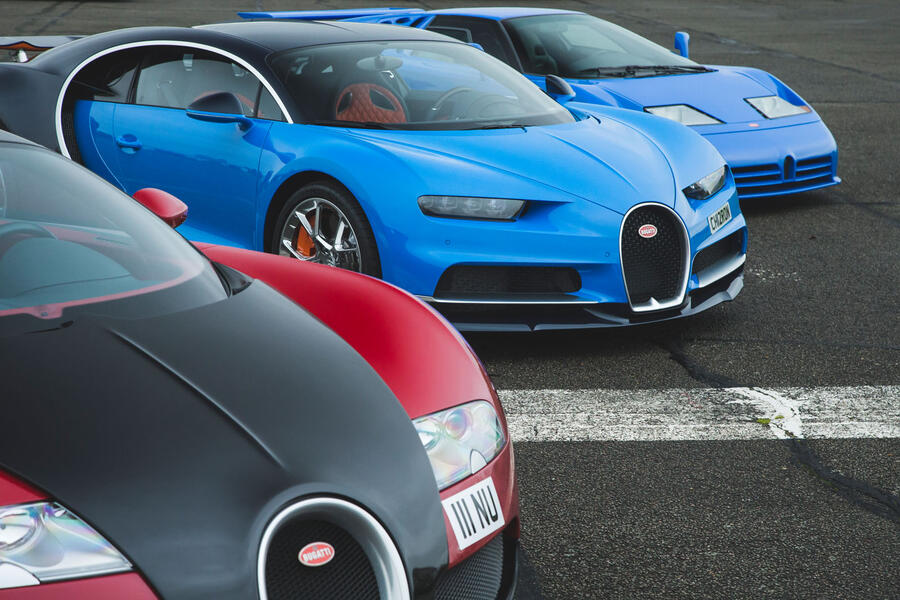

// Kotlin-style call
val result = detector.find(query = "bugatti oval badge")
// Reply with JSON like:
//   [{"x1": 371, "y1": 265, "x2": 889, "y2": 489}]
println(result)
[
  {"x1": 638, "y1": 224, "x2": 658, "y2": 239},
  {"x1": 298, "y1": 542, "x2": 335, "y2": 567}
]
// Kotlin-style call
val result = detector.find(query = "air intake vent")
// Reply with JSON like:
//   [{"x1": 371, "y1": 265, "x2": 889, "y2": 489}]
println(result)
[
  {"x1": 434, "y1": 534, "x2": 505, "y2": 600},
  {"x1": 435, "y1": 266, "x2": 581, "y2": 298},
  {"x1": 620, "y1": 204, "x2": 688, "y2": 311}
]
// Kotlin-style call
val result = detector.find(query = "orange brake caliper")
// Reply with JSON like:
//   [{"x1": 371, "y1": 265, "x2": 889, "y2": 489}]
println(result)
[{"x1": 295, "y1": 215, "x2": 316, "y2": 257}]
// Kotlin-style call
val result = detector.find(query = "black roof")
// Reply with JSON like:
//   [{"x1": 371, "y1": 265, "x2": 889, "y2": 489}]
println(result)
[{"x1": 198, "y1": 20, "x2": 456, "y2": 52}]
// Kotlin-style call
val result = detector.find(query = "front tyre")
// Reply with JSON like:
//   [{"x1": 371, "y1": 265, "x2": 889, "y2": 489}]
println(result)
[{"x1": 272, "y1": 182, "x2": 381, "y2": 277}]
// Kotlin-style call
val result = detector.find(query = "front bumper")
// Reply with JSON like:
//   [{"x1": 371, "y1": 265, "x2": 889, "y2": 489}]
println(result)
[
  {"x1": 699, "y1": 117, "x2": 840, "y2": 199},
  {"x1": 411, "y1": 192, "x2": 747, "y2": 331},
  {"x1": 432, "y1": 264, "x2": 744, "y2": 332}
]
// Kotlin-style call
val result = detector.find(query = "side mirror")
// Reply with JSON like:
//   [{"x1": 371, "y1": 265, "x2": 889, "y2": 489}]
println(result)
[
  {"x1": 133, "y1": 188, "x2": 188, "y2": 229},
  {"x1": 674, "y1": 31, "x2": 690, "y2": 58},
  {"x1": 545, "y1": 74, "x2": 575, "y2": 103},
  {"x1": 186, "y1": 92, "x2": 252, "y2": 130}
]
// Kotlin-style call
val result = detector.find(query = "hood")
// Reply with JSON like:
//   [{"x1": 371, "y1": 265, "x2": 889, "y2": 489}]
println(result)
[
  {"x1": 0, "y1": 282, "x2": 445, "y2": 598},
  {"x1": 347, "y1": 117, "x2": 676, "y2": 213},
  {"x1": 572, "y1": 66, "x2": 787, "y2": 124}
]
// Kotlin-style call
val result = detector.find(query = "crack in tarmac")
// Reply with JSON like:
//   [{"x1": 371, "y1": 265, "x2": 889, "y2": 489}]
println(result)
[{"x1": 661, "y1": 339, "x2": 900, "y2": 525}]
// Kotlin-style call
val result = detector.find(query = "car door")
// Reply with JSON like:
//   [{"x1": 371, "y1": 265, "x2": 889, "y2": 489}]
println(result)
[{"x1": 111, "y1": 46, "x2": 275, "y2": 249}]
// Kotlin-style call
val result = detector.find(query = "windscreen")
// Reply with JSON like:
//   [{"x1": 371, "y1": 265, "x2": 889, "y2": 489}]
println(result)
[
  {"x1": 504, "y1": 14, "x2": 698, "y2": 78},
  {"x1": 0, "y1": 143, "x2": 227, "y2": 329},
  {"x1": 271, "y1": 40, "x2": 575, "y2": 130}
]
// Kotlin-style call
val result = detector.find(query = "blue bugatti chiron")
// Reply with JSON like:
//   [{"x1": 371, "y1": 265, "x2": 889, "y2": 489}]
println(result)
[
  {"x1": 0, "y1": 19, "x2": 746, "y2": 331},
  {"x1": 249, "y1": 7, "x2": 841, "y2": 199}
]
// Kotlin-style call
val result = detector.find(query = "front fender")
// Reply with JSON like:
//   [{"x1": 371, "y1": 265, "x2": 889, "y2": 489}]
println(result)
[{"x1": 198, "y1": 243, "x2": 502, "y2": 422}]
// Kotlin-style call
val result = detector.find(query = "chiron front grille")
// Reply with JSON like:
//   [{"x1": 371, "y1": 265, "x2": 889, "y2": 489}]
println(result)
[
  {"x1": 434, "y1": 266, "x2": 581, "y2": 298},
  {"x1": 434, "y1": 534, "x2": 505, "y2": 600},
  {"x1": 620, "y1": 204, "x2": 687, "y2": 311},
  {"x1": 732, "y1": 154, "x2": 834, "y2": 198},
  {"x1": 264, "y1": 518, "x2": 379, "y2": 600}
]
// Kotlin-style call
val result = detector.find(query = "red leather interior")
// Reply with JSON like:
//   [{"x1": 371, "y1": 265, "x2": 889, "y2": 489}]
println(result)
[{"x1": 334, "y1": 83, "x2": 407, "y2": 124}]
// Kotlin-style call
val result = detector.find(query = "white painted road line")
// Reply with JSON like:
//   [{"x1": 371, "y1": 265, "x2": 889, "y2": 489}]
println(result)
[{"x1": 499, "y1": 386, "x2": 900, "y2": 442}]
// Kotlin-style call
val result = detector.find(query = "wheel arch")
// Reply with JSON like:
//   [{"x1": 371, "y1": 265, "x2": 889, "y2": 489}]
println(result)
[{"x1": 262, "y1": 170, "x2": 357, "y2": 253}]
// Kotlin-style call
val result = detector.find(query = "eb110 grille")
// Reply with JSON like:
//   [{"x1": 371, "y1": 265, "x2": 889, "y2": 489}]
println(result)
[
  {"x1": 434, "y1": 266, "x2": 581, "y2": 298},
  {"x1": 732, "y1": 154, "x2": 835, "y2": 198},
  {"x1": 620, "y1": 204, "x2": 687, "y2": 311},
  {"x1": 434, "y1": 534, "x2": 505, "y2": 600},
  {"x1": 265, "y1": 518, "x2": 379, "y2": 600}
]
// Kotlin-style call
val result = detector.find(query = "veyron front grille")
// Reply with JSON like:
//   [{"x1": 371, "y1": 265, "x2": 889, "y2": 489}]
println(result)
[
  {"x1": 732, "y1": 154, "x2": 834, "y2": 198},
  {"x1": 619, "y1": 204, "x2": 689, "y2": 312},
  {"x1": 258, "y1": 498, "x2": 409, "y2": 600},
  {"x1": 265, "y1": 519, "x2": 379, "y2": 600}
]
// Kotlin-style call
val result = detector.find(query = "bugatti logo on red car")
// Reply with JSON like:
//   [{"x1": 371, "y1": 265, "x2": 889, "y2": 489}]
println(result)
[
  {"x1": 298, "y1": 542, "x2": 335, "y2": 567},
  {"x1": 638, "y1": 224, "x2": 658, "y2": 239}
]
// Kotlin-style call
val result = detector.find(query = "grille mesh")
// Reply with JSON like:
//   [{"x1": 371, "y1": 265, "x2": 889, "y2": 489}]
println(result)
[
  {"x1": 621, "y1": 206, "x2": 686, "y2": 306},
  {"x1": 264, "y1": 518, "x2": 379, "y2": 600},
  {"x1": 435, "y1": 266, "x2": 581, "y2": 297},
  {"x1": 434, "y1": 534, "x2": 505, "y2": 600}
]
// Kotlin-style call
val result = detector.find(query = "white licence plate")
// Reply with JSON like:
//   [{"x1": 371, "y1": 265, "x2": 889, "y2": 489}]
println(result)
[
  {"x1": 708, "y1": 202, "x2": 733, "y2": 235},
  {"x1": 442, "y1": 477, "x2": 505, "y2": 551}
]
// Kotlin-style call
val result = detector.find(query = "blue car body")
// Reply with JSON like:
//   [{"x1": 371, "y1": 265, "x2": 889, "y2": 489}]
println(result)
[
  {"x1": 248, "y1": 7, "x2": 840, "y2": 199},
  {"x1": 6, "y1": 21, "x2": 746, "y2": 331}
]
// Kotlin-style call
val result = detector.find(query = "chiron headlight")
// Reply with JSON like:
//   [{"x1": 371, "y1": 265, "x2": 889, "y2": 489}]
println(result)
[
  {"x1": 645, "y1": 104, "x2": 722, "y2": 126},
  {"x1": 683, "y1": 165, "x2": 727, "y2": 200},
  {"x1": 745, "y1": 95, "x2": 810, "y2": 119},
  {"x1": 418, "y1": 196, "x2": 525, "y2": 221},
  {"x1": 413, "y1": 400, "x2": 506, "y2": 490},
  {"x1": 0, "y1": 502, "x2": 131, "y2": 589}
]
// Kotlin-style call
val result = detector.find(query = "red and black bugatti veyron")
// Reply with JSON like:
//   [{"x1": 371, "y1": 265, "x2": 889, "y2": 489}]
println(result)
[{"x1": 0, "y1": 129, "x2": 518, "y2": 599}]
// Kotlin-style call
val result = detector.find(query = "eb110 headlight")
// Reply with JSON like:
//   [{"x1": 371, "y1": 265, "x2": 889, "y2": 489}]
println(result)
[
  {"x1": 418, "y1": 196, "x2": 525, "y2": 221},
  {"x1": 0, "y1": 502, "x2": 131, "y2": 589},
  {"x1": 413, "y1": 400, "x2": 506, "y2": 490},
  {"x1": 683, "y1": 165, "x2": 727, "y2": 201},
  {"x1": 745, "y1": 95, "x2": 810, "y2": 119},
  {"x1": 645, "y1": 104, "x2": 722, "y2": 126}
]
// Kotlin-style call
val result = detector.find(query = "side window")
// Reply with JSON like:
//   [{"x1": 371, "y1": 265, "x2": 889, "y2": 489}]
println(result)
[
  {"x1": 72, "y1": 49, "x2": 142, "y2": 103},
  {"x1": 135, "y1": 48, "x2": 261, "y2": 116},
  {"x1": 256, "y1": 87, "x2": 285, "y2": 121},
  {"x1": 426, "y1": 16, "x2": 517, "y2": 67}
]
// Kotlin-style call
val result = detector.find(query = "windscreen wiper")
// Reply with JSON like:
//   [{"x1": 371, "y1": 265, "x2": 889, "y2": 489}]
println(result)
[{"x1": 576, "y1": 65, "x2": 713, "y2": 78}]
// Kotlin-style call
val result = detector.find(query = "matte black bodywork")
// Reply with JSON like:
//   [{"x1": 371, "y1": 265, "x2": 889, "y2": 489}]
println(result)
[
  {"x1": 0, "y1": 21, "x2": 454, "y2": 151},
  {"x1": 0, "y1": 280, "x2": 447, "y2": 597}
]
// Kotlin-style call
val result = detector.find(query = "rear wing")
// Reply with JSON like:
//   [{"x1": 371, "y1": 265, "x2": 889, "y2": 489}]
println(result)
[
  {"x1": 0, "y1": 36, "x2": 83, "y2": 62},
  {"x1": 237, "y1": 7, "x2": 426, "y2": 25}
]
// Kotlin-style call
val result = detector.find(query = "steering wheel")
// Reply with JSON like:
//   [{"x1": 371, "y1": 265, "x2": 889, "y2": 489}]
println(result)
[
  {"x1": 429, "y1": 86, "x2": 474, "y2": 118},
  {"x1": 0, "y1": 222, "x2": 56, "y2": 253}
]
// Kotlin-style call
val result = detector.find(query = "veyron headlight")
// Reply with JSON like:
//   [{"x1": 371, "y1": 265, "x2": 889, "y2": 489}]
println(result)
[
  {"x1": 0, "y1": 501, "x2": 131, "y2": 589},
  {"x1": 683, "y1": 165, "x2": 727, "y2": 200},
  {"x1": 413, "y1": 400, "x2": 506, "y2": 490},
  {"x1": 418, "y1": 196, "x2": 525, "y2": 221},
  {"x1": 645, "y1": 104, "x2": 722, "y2": 126},
  {"x1": 745, "y1": 95, "x2": 811, "y2": 119}
]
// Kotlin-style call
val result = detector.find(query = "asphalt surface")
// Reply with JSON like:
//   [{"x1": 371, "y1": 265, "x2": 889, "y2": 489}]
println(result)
[{"x1": 2, "y1": 1, "x2": 898, "y2": 598}]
